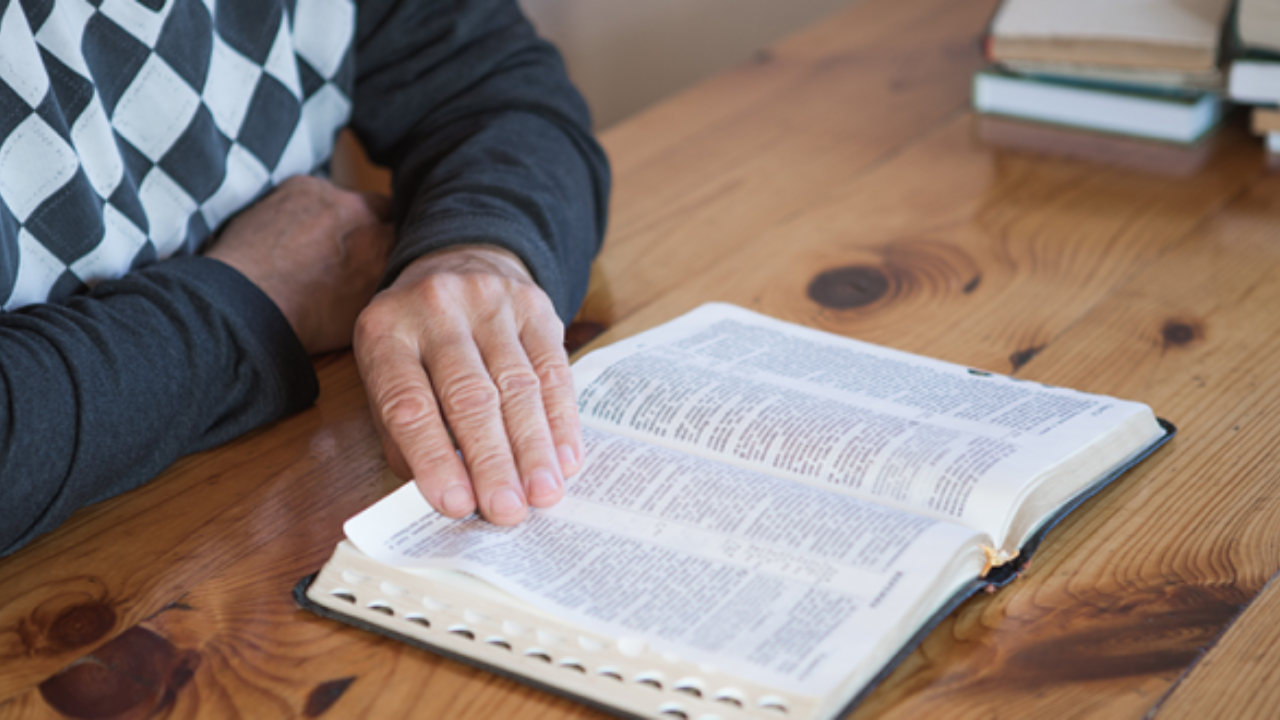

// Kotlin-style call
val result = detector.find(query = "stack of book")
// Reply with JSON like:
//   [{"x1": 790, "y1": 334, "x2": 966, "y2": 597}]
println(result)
[
  {"x1": 973, "y1": 0, "x2": 1234, "y2": 152},
  {"x1": 1227, "y1": 0, "x2": 1280, "y2": 158}
]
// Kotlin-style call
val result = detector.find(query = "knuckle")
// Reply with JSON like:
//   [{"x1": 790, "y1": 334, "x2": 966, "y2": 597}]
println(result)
[
  {"x1": 280, "y1": 175, "x2": 330, "y2": 209},
  {"x1": 507, "y1": 422, "x2": 551, "y2": 453},
  {"x1": 480, "y1": 273, "x2": 512, "y2": 296},
  {"x1": 543, "y1": 320, "x2": 566, "y2": 345},
  {"x1": 506, "y1": 288, "x2": 539, "y2": 312},
  {"x1": 517, "y1": 281, "x2": 553, "y2": 307},
  {"x1": 493, "y1": 366, "x2": 541, "y2": 397},
  {"x1": 513, "y1": 279, "x2": 544, "y2": 300},
  {"x1": 330, "y1": 186, "x2": 368, "y2": 215},
  {"x1": 463, "y1": 272, "x2": 517, "y2": 306},
  {"x1": 406, "y1": 441, "x2": 460, "y2": 470},
  {"x1": 316, "y1": 199, "x2": 345, "y2": 227},
  {"x1": 353, "y1": 305, "x2": 398, "y2": 348},
  {"x1": 542, "y1": 386, "x2": 579, "y2": 422},
  {"x1": 467, "y1": 446, "x2": 509, "y2": 472},
  {"x1": 533, "y1": 356, "x2": 573, "y2": 392},
  {"x1": 408, "y1": 277, "x2": 456, "y2": 311},
  {"x1": 379, "y1": 388, "x2": 435, "y2": 431},
  {"x1": 523, "y1": 302, "x2": 564, "y2": 336},
  {"x1": 439, "y1": 376, "x2": 501, "y2": 417},
  {"x1": 466, "y1": 449, "x2": 519, "y2": 486}
]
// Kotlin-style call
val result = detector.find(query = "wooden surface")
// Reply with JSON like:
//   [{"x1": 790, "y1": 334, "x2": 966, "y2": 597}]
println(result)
[{"x1": 4, "y1": 0, "x2": 1280, "y2": 717}]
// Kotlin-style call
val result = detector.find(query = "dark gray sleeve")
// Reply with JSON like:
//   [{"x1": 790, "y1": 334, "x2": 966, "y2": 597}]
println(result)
[
  {"x1": 0, "y1": 257, "x2": 317, "y2": 556},
  {"x1": 349, "y1": 0, "x2": 610, "y2": 321}
]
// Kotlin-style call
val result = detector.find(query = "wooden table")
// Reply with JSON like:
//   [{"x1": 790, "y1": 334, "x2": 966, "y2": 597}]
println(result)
[{"x1": 4, "y1": 0, "x2": 1280, "y2": 716}]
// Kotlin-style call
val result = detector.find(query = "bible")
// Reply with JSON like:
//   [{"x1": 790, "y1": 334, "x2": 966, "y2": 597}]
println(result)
[{"x1": 296, "y1": 303, "x2": 1173, "y2": 720}]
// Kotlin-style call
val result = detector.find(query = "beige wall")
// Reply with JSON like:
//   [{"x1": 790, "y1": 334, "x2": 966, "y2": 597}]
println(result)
[{"x1": 518, "y1": 0, "x2": 859, "y2": 129}]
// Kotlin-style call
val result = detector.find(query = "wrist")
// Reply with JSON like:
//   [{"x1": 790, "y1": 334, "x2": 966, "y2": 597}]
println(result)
[
  {"x1": 395, "y1": 245, "x2": 533, "y2": 287},
  {"x1": 204, "y1": 253, "x2": 308, "y2": 346}
]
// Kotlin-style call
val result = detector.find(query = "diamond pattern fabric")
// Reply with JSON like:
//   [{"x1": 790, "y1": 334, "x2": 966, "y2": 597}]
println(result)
[{"x1": 0, "y1": 0, "x2": 355, "y2": 309}]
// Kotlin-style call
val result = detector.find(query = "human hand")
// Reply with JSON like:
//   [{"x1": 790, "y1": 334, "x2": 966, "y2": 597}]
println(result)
[
  {"x1": 205, "y1": 176, "x2": 393, "y2": 354},
  {"x1": 353, "y1": 245, "x2": 583, "y2": 525}
]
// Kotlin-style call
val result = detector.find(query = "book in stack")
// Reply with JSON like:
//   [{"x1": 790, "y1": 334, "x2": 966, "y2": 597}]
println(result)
[
  {"x1": 974, "y1": 0, "x2": 1233, "y2": 149},
  {"x1": 298, "y1": 303, "x2": 1173, "y2": 720},
  {"x1": 1228, "y1": 0, "x2": 1280, "y2": 158}
]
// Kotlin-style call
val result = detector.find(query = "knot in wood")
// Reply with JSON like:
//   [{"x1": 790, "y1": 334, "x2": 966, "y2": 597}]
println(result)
[
  {"x1": 39, "y1": 627, "x2": 196, "y2": 718},
  {"x1": 1008, "y1": 346, "x2": 1045, "y2": 373},
  {"x1": 1161, "y1": 320, "x2": 1198, "y2": 348},
  {"x1": 306, "y1": 677, "x2": 357, "y2": 716},
  {"x1": 808, "y1": 265, "x2": 890, "y2": 309},
  {"x1": 48, "y1": 602, "x2": 116, "y2": 651}
]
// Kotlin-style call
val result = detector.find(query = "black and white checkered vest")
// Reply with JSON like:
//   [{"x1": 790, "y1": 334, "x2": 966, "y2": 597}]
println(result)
[{"x1": 0, "y1": 0, "x2": 354, "y2": 309}]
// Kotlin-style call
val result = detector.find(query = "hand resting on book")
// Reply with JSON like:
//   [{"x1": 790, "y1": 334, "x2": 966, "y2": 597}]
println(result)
[
  {"x1": 353, "y1": 245, "x2": 584, "y2": 525},
  {"x1": 211, "y1": 180, "x2": 583, "y2": 527}
]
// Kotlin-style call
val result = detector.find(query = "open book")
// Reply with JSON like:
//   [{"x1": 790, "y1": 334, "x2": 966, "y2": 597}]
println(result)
[{"x1": 297, "y1": 304, "x2": 1173, "y2": 720}]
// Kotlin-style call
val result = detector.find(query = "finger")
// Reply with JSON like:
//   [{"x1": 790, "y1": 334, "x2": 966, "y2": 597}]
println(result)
[
  {"x1": 356, "y1": 332, "x2": 475, "y2": 518},
  {"x1": 367, "y1": 398, "x2": 413, "y2": 480},
  {"x1": 519, "y1": 313, "x2": 581, "y2": 483},
  {"x1": 425, "y1": 324, "x2": 529, "y2": 525},
  {"x1": 478, "y1": 320, "x2": 564, "y2": 510}
]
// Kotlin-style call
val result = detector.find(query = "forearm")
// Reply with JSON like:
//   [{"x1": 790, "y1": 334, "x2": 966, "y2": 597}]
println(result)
[
  {"x1": 0, "y1": 257, "x2": 316, "y2": 556},
  {"x1": 351, "y1": 0, "x2": 610, "y2": 321},
  {"x1": 345, "y1": 0, "x2": 608, "y2": 523}
]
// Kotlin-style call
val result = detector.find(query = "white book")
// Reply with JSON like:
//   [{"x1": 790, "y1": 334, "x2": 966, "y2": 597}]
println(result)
[
  {"x1": 298, "y1": 304, "x2": 1173, "y2": 720},
  {"x1": 988, "y1": 0, "x2": 1232, "y2": 74},
  {"x1": 1229, "y1": 60, "x2": 1280, "y2": 105},
  {"x1": 973, "y1": 69, "x2": 1222, "y2": 143}
]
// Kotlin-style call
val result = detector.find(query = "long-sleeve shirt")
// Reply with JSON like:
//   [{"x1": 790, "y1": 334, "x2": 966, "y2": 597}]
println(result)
[{"x1": 0, "y1": 0, "x2": 610, "y2": 556}]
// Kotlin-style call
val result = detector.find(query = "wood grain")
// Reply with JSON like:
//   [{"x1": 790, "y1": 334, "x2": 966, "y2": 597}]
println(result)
[
  {"x1": 1156, "y1": 571, "x2": 1280, "y2": 719},
  {"x1": 3, "y1": 0, "x2": 1279, "y2": 716},
  {"x1": 584, "y1": 110, "x2": 1262, "y2": 371},
  {"x1": 583, "y1": 0, "x2": 1004, "y2": 330},
  {"x1": 0, "y1": 358, "x2": 391, "y2": 700},
  {"x1": 848, "y1": 168, "x2": 1280, "y2": 720},
  {"x1": 0, "y1": 356, "x2": 609, "y2": 719},
  {"x1": 575, "y1": 108, "x2": 1272, "y2": 720}
]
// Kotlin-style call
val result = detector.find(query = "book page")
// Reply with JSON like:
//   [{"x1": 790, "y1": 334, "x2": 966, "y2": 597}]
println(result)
[
  {"x1": 572, "y1": 303, "x2": 1156, "y2": 546},
  {"x1": 346, "y1": 428, "x2": 986, "y2": 697}
]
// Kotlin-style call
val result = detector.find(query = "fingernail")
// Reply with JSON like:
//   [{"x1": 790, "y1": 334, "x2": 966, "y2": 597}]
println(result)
[
  {"x1": 557, "y1": 444, "x2": 578, "y2": 470},
  {"x1": 528, "y1": 470, "x2": 560, "y2": 502},
  {"x1": 491, "y1": 488, "x2": 524, "y2": 517},
  {"x1": 442, "y1": 486, "x2": 473, "y2": 516}
]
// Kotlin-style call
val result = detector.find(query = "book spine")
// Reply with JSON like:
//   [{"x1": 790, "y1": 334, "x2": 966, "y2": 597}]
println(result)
[{"x1": 1252, "y1": 107, "x2": 1280, "y2": 135}]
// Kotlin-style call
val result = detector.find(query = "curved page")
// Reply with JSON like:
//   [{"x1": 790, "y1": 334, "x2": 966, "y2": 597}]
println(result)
[
  {"x1": 346, "y1": 429, "x2": 984, "y2": 698},
  {"x1": 570, "y1": 303, "x2": 1158, "y2": 549}
]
